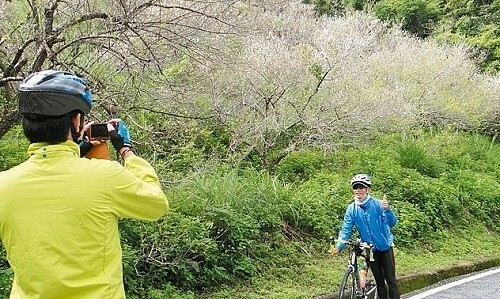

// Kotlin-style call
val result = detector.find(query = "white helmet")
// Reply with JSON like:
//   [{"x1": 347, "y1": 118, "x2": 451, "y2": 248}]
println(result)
[{"x1": 350, "y1": 174, "x2": 371, "y2": 188}]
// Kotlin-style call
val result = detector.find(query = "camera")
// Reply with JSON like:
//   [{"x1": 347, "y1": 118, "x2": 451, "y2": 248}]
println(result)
[{"x1": 87, "y1": 123, "x2": 109, "y2": 140}]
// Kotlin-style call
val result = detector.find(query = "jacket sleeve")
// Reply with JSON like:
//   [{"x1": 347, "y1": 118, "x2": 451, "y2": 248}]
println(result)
[
  {"x1": 110, "y1": 155, "x2": 169, "y2": 220},
  {"x1": 384, "y1": 208, "x2": 397, "y2": 228},
  {"x1": 335, "y1": 204, "x2": 355, "y2": 252}
]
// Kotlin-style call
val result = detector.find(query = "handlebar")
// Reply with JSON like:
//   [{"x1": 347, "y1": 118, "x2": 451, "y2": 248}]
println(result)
[{"x1": 329, "y1": 236, "x2": 374, "y2": 261}]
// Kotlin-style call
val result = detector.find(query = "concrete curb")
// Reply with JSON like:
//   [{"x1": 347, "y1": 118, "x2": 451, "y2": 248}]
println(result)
[
  {"x1": 312, "y1": 256, "x2": 500, "y2": 299},
  {"x1": 398, "y1": 256, "x2": 500, "y2": 294}
]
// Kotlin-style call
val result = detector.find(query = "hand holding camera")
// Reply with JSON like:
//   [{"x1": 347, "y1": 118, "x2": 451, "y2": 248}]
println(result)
[
  {"x1": 80, "y1": 119, "x2": 133, "y2": 159},
  {"x1": 78, "y1": 121, "x2": 103, "y2": 157},
  {"x1": 107, "y1": 119, "x2": 133, "y2": 158}
]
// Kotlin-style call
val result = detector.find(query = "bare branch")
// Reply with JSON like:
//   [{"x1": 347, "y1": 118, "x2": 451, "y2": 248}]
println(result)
[
  {"x1": 4, "y1": 38, "x2": 37, "y2": 76},
  {"x1": 52, "y1": 13, "x2": 111, "y2": 36},
  {"x1": 0, "y1": 76, "x2": 24, "y2": 85},
  {"x1": 129, "y1": 106, "x2": 215, "y2": 120}
]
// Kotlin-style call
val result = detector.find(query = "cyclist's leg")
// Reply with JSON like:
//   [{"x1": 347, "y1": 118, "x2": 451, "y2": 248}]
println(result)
[
  {"x1": 372, "y1": 248, "x2": 400, "y2": 299},
  {"x1": 369, "y1": 252, "x2": 388, "y2": 299},
  {"x1": 379, "y1": 248, "x2": 400, "y2": 299}
]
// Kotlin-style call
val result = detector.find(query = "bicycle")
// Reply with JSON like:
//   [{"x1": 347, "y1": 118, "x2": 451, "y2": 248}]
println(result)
[{"x1": 330, "y1": 237, "x2": 378, "y2": 299}]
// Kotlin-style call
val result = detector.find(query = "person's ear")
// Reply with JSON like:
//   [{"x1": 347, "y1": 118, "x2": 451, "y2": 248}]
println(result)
[{"x1": 72, "y1": 113, "x2": 82, "y2": 132}]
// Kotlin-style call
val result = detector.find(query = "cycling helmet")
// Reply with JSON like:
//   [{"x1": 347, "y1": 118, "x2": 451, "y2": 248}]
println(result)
[
  {"x1": 350, "y1": 174, "x2": 371, "y2": 188},
  {"x1": 18, "y1": 70, "x2": 93, "y2": 116}
]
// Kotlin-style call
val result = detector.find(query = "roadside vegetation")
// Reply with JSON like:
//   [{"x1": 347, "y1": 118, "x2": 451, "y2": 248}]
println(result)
[{"x1": 0, "y1": 1, "x2": 499, "y2": 298}]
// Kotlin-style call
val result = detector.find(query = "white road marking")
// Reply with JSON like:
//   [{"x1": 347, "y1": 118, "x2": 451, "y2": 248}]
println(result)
[{"x1": 406, "y1": 267, "x2": 500, "y2": 299}]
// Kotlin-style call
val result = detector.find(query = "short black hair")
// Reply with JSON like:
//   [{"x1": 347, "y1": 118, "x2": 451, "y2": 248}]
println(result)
[{"x1": 22, "y1": 110, "x2": 80, "y2": 144}]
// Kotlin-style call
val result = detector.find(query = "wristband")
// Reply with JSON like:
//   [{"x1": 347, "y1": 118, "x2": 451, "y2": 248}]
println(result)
[{"x1": 120, "y1": 148, "x2": 133, "y2": 159}]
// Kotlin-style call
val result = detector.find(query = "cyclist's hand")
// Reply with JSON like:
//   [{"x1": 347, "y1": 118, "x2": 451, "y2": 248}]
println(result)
[
  {"x1": 328, "y1": 246, "x2": 339, "y2": 255},
  {"x1": 108, "y1": 119, "x2": 132, "y2": 151},
  {"x1": 382, "y1": 194, "x2": 389, "y2": 210},
  {"x1": 75, "y1": 121, "x2": 94, "y2": 157}
]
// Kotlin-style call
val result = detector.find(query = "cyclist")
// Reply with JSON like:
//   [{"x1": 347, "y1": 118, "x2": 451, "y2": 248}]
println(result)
[
  {"x1": 0, "y1": 70, "x2": 169, "y2": 298},
  {"x1": 330, "y1": 174, "x2": 400, "y2": 299}
]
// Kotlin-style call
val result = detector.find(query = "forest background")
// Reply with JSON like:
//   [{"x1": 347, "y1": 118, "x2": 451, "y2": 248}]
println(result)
[{"x1": 0, "y1": 0, "x2": 499, "y2": 298}]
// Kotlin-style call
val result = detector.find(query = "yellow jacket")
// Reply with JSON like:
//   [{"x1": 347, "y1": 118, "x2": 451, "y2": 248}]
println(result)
[{"x1": 0, "y1": 141, "x2": 169, "y2": 298}]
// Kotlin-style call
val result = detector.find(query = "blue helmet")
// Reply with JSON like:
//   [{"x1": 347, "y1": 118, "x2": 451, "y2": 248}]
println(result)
[{"x1": 18, "y1": 70, "x2": 93, "y2": 116}]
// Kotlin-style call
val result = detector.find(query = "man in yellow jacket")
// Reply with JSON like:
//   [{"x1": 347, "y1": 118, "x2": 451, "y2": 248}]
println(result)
[{"x1": 0, "y1": 70, "x2": 169, "y2": 298}]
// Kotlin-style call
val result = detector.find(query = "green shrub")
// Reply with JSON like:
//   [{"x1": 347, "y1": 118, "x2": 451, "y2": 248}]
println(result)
[
  {"x1": 121, "y1": 213, "x2": 224, "y2": 296},
  {"x1": 391, "y1": 201, "x2": 428, "y2": 247},
  {"x1": 274, "y1": 151, "x2": 330, "y2": 183},
  {"x1": 282, "y1": 172, "x2": 347, "y2": 245},
  {"x1": 121, "y1": 167, "x2": 295, "y2": 296},
  {"x1": 395, "y1": 140, "x2": 443, "y2": 177},
  {"x1": 0, "y1": 244, "x2": 12, "y2": 298},
  {"x1": 449, "y1": 170, "x2": 500, "y2": 231},
  {"x1": 0, "y1": 126, "x2": 28, "y2": 171},
  {"x1": 374, "y1": 0, "x2": 442, "y2": 37}
]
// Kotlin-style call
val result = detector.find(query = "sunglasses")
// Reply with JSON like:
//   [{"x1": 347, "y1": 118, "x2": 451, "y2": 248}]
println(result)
[{"x1": 352, "y1": 184, "x2": 367, "y2": 190}]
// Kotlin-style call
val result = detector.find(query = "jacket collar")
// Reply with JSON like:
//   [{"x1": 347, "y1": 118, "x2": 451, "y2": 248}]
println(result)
[
  {"x1": 354, "y1": 195, "x2": 373, "y2": 210},
  {"x1": 27, "y1": 140, "x2": 80, "y2": 159}
]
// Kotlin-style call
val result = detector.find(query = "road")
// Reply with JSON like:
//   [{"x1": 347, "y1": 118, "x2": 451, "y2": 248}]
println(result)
[{"x1": 403, "y1": 267, "x2": 500, "y2": 299}]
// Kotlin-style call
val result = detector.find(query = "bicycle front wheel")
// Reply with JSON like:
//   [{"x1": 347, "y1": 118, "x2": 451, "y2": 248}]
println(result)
[{"x1": 338, "y1": 268, "x2": 357, "y2": 299}]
